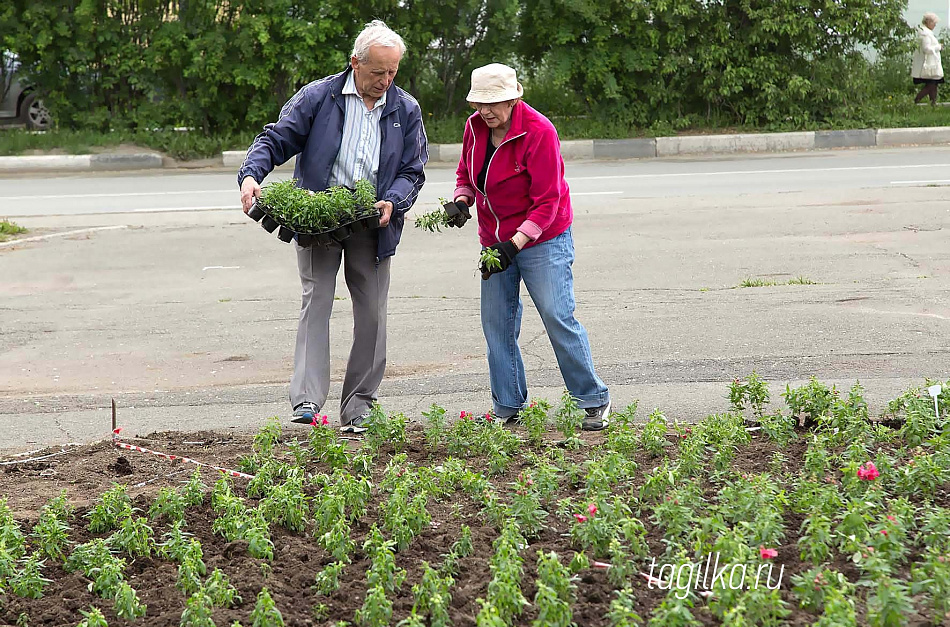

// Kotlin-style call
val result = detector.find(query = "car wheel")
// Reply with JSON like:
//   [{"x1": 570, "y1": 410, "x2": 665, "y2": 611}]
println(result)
[{"x1": 21, "y1": 92, "x2": 52, "y2": 130}]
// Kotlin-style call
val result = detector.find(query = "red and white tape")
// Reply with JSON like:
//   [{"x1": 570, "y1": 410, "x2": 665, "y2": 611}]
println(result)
[{"x1": 111, "y1": 428, "x2": 255, "y2": 480}]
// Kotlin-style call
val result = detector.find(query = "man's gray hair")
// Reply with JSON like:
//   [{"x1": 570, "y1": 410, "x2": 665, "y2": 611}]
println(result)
[
  {"x1": 352, "y1": 20, "x2": 406, "y2": 62},
  {"x1": 923, "y1": 12, "x2": 939, "y2": 27}
]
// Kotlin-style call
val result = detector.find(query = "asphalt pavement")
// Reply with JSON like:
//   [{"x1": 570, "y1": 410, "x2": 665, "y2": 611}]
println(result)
[{"x1": 1, "y1": 147, "x2": 948, "y2": 453}]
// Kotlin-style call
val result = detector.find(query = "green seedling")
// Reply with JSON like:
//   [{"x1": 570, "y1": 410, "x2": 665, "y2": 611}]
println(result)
[
  {"x1": 112, "y1": 581, "x2": 147, "y2": 620},
  {"x1": 86, "y1": 484, "x2": 132, "y2": 533},
  {"x1": 415, "y1": 202, "x2": 452, "y2": 232},
  {"x1": 10, "y1": 553, "x2": 52, "y2": 599},
  {"x1": 149, "y1": 487, "x2": 187, "y2": 523},
  {"x1": 356, "y1": 583, "x2": 392, "y2": 627},
  {"x1": 77, "y1": 607, "x2": 109, "y2": 627},
  {"x1": 108, "y1": 515, "x2": 154, "y2": 558},
  {"x1": 315, "y1": 561, "x2": 346, "y2": 595},
  {"x1": 180, "y1": 591, "x2": 216, "y2": 627},
  {"x1": 479, "y1": 247, "x2": 502, "y2": 272},
  {"x1": 554, "y1": 390, "x2": 584, "y2": 449},
  {"x1": 205, "y1": 568, "x2": 242, "y2": 607},
  {"x1": 251, "y1": 587, "x2": 285, "y2": 627}
]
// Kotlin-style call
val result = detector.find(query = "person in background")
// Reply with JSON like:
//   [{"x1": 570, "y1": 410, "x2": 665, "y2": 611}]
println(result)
[
  {"x1": 449, "y1": 63, "x2": 611, "y2": 431},
  {"x1": 913, "y1": 12, "x2": 944, "y2": 105},
  {"x1": 238, "y1": 20, "x2": 427, "y2": 433}
]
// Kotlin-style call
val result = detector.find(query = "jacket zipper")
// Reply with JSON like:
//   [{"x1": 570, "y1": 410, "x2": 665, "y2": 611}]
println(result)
[{"x1": 470, "y1": 118, "x2": 526, "y2": 243}]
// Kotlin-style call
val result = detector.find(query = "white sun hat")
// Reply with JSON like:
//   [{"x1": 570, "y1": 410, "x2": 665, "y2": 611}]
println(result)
[{"x1": 466, "y1": 63, "x2": 524, "y2": 103}]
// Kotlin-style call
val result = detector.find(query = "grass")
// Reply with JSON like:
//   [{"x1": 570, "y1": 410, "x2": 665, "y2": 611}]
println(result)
[
  {"x1": 427, "y1": 97, "x2": 950, "y2": 143},
  {"x1": 0, "y1": 219, "x2": 27, "y2": 242},
  {"x1": 0, "y1": 129, "x2": 254, "y2": 161},
  {"x1": 736, "y1": 276, "x2": 818, "y2": 288},
  {"x1": 1, "y1": 95, "x2": 949, "y2": 156},
  {"x1": 737, "y1": 277, "x2": 779, "y2": 288},
  {"x1": 787, "y1": 276, "x2": 819, "y2": 285}
]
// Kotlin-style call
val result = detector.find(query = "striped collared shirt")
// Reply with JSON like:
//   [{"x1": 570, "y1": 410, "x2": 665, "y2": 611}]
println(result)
[{"x1": 328, "y1": 71, "x2": 385, "y2": 189}]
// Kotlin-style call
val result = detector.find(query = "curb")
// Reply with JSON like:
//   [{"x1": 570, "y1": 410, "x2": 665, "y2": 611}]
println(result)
[
  {"x1": 90, "y1": 153, "x2": 163, "y2": 170},
  {"x1": 212, "y1": 126, "x2": 950, "y2": 167},
  {"x1": 0, "y1": 152, "x2": 164, "y2": 172},
  {"x1": 3, "y1": 126, "x2": 950, "y2": 173}
]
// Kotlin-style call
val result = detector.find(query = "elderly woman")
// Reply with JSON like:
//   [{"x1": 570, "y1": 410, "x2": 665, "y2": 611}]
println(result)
[
  {"x1": 450, "y1": 63, "x2": 611, "y2": 430},
  {"x1": 913, "y1": 12, "x2": 944, "y2": 105}
]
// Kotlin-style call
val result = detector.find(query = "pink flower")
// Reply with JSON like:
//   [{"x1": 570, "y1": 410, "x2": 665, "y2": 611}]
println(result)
[
  {"x1": 588, "y1": 504, "x2": 598, "y2": 516},
  {"x1": 759, "y1": 546, "x2": 778, "y2": 559},
  {"x1": 310, "y1": 414, "x2": 330, "y2": 427},
  {"x1": 573, "y1": 514, "x2": 588, "y2": 523},
  {"x1": 525, "y1": 478, "x2": 534, "y2": 486},
  {"x1": 460, "y1": 410, "x2": 470, "y2": 420},
  {"x1": 857, "y1": 462, "x2": 880, "y2": 481},
  {"x1": 886, "y1": 515, "x2": 896, "y2": 522},
  {"x1": 880, "y1": 529, "x2": 888, "y2": 536},
  {"x1": 484, "y1": 413, "x2": 493, "y2": 422}
]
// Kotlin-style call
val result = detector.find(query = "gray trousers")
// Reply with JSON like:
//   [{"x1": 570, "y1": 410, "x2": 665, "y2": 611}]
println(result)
[{"x1": 290, "y1": 229, "x2": 390, "y2": 424}]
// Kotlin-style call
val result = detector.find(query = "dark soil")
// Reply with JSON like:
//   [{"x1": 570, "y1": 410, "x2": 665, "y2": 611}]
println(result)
[{"x1": 0, "y1": 425, "x2": 946, "y2": 627}]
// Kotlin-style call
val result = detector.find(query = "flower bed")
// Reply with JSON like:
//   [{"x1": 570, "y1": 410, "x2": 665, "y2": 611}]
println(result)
[
  {"x1": 0, "y1": 378, "x2": 948, "y2": 627},
  {"x1": 247, "y1": 178, "x2": 380, "y2": 246}
]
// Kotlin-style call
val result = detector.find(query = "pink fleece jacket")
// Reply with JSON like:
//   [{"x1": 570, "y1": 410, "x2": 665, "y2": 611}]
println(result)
[{"x1": 454, "y1": 101, "x2": 573, "y2": 249}]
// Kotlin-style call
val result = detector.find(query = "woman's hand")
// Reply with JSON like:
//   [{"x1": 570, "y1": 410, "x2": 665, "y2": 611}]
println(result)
[
  {"x1": 444, "y1": 200, "x2": 471, "y2": 227},
  {"x1": 511, "y1": 232, "x2": 531, "y2": 250}
]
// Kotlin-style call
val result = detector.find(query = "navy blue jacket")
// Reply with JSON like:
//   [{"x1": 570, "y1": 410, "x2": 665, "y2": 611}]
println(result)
[{"x1": 238, "y1": 68, "x2": 428, "y2": 260}]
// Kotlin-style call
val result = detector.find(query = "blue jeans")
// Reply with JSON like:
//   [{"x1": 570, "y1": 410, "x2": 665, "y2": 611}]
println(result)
[{"x1": 481, "y1": 228, "x2": 609, "y2": 417}]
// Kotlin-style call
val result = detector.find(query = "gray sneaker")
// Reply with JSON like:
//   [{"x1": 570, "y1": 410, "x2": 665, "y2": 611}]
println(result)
[
  {"x1": 502, "y1": 414, "x2": 522, "y2": 427},
  {"x1": 291, "y1": 402, "x2": 319, "y2": 424},
  {"x1": 583, "y1": 402, "x2": 611, "y2": 431},
  {"x1": 341, "y1": 413, "x2": 371, "y2": 434}
]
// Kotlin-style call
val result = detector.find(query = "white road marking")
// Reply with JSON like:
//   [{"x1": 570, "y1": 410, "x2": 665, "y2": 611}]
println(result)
[
  {"x1": 569, "y1": 162, "x2": 950, "y2": 181},
  {"x1": 6, "y1": 163, "x2": 950, "y2": 202},
  {"x1": 851, "y1": 306, "x2": 949, "y2": 320},
  {"x1": 132, "y1": 206, "x2": 237, "y2": 212},
  {"x1": 4, "y1": 190, "x2": 234, "y2": 200},
  {"x1": 0, "y1": 225, "x2": 128, "y2": 248},
  {"x1": 889, "y1": 179, "x2": 950, "y2": 185}
]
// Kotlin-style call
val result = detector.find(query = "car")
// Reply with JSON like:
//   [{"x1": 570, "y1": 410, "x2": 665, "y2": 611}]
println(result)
[{"x1": 0, "y1": 52, "x2": 52, "y2": 130}]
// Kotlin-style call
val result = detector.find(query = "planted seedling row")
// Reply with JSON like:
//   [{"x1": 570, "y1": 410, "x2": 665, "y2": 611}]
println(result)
[{"x1": 3, "y1": 376, "x2": 950, "y2": 626}]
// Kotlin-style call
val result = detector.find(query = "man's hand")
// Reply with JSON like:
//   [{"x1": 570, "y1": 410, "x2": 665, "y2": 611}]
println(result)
[
  {"x1": 444, "y1": 199, "x2": 471, "y2": 228},
  {"x1": 376, "y1": 200, "x2": 394, "y2": 227},
  {"x1": 479, "y1": 240, "x2": 520, "y2": 279},
  {"x1": 240, "y1": 177, "x2": 261, "y2": 214}
]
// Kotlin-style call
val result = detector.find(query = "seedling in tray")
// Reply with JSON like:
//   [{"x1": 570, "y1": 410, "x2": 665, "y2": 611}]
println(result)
[{"x1": 250, "y1": 178, "x2": 380, "y2": 244}]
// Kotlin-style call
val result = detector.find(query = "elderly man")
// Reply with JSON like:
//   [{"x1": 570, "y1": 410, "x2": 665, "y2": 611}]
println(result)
[{"x1": 238, "y1": 20, "x2": 427, "y2": 433}]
